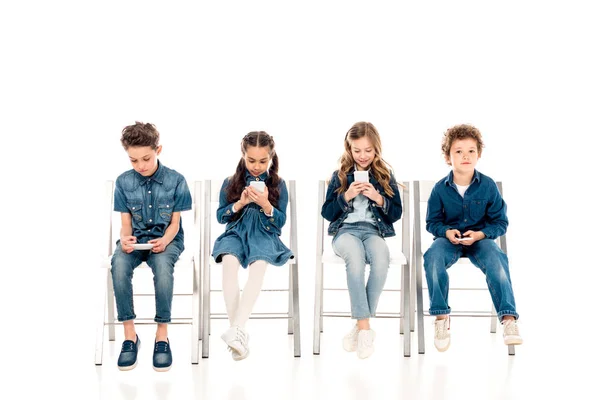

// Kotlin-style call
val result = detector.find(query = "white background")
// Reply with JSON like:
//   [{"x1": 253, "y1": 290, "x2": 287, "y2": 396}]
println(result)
[{"x1": 1, "y1": 0, "x2": 599, "y2": 396}]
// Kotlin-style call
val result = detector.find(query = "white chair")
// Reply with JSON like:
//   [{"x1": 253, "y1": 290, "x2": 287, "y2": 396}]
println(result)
[
  {"x1": 201, "y1": 179, "x2": 301, "y2": 358},
  {"x1": 313, "y1": 179, "x2": 412, "y2": 357},
  {"x1": 95, "y1": 180, "x2": 202, "y2": 365},
  {"x1": 412, "y1": 180, "x2": 515, "y2": 355}
]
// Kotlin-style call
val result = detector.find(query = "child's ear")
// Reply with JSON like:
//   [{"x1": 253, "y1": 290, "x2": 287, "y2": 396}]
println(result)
[{"x1": 156, "y1": 145, "x2": 163, "y2": 156}]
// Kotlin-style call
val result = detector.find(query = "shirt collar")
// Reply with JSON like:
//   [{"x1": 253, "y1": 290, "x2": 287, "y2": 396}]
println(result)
[
  {"x1": 245, "y1": 169, "x2": 269, "y2": 181},
  {"x1": 444, "y1": 169, "x2": 481, "y2": 186},
  {"x1": 136, "y1": 160, "x2": 165, "y2": 185}
]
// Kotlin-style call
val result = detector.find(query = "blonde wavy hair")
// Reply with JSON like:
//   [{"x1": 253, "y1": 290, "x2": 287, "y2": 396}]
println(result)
[{"x1": 336, "y1": 121, "x2": 396, "y2": 197}]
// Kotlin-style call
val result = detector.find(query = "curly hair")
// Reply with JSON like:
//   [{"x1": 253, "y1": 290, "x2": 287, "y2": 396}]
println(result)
[
  {"x1": 226, "y1": 132, "x2": 281, "y2": 218},
  {"x1": 442, "y1": 124, "x2": 484, "y2": 165},
  {"x1": 336, "y1": 121, "x2": 396, "y2": 197},
  {"x1": 120, "y1": 122, "x2": 160, "y2": 150}
]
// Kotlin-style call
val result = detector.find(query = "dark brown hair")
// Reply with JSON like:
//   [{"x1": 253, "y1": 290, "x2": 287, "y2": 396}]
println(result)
[
  {"x1": 226, "y1": 132, "x2": 281, "y2": 215},
  {"x1": 120, "y1": 122, "x2": 160, "y2": 150}
]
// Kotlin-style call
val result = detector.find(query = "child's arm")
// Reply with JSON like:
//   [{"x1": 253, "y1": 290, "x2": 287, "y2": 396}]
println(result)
[
  {"x1": 425, "y1": 186, "x2": 454, "y2": 238},
  {"x1": 321, "y1": 172, "x2": 352, "y2": 222},
  {"x1": 216, "y1": 178, "x2": 251, "y2": 224},
  {"x1": 362, "y1": 174, "x2": 403, "y2": 223},
  {"x1": 149, "y1": 212, "x2": 181, "y2": 252},
  {"x1": 119, "y1": 213, "x2": 136, "y2": 253},
  {"x1": 480, "y1": 183, "x2": 508, "y2": 240}
]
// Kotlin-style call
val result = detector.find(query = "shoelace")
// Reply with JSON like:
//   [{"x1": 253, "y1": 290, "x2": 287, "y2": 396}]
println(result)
[
  {"x1": 434, "y1": 320, "x2": 449, "y2": 338},
  {"x1": 121, "y1": 340, "x2": 136, "y2": 352},
  {"x1": 504, "y1": 321, "x2": 519, "y2": 335},
  {"x1": 154, "y1": 341, "x2": 169, "y2": 353},
  {"x1": 235, "y1": 328, "x2": 247, "y2": 345}
]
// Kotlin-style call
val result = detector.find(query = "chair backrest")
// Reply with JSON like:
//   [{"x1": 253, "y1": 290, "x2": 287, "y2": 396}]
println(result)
[
  {"x1": 105, "y1": 179, "x2": 202, "y2": 258},
  {"x1": 316, "y1": 179, "x2": 411, "y2": 262}
]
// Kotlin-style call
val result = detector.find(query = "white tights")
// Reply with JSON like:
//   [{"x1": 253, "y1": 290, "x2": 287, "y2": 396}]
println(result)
[{"x1": 221, "y1": 255, "x2": 267, "y2": 328}]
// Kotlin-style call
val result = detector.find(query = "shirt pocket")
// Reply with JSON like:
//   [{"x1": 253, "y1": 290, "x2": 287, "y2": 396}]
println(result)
[
  {"x1": 158, "y1": 203, "x2": 173, "y2": 223},
  {"x1": 127, "y1": 202, "x2": 143, "y2": 222},
  {"x1": 469, "y1": 199, "x2": 486, "y2": 220}
]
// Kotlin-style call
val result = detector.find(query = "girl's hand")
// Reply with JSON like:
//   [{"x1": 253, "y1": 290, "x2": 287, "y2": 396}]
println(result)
[
  {"x1": 360, "y1": 182, "x2": 384, "y2": 204},
  {"x1": 344, "y1": 182, "x2": 365, "y2": 202},
  {"x1": 120, "y1": 235, "x2": 137, "y2": 253},
  {"x1": 247, "y1": 186, "x2": 271, "y2": 210},
  {"x1": 238, "y1": 188, "x2": 251, "y2": 208}
]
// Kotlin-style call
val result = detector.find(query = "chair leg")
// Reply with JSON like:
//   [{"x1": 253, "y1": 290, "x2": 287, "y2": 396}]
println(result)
[
  {"x1": 292, "y1": 262, "x2": 301, "y2": 357},
  {"x1": 107, "y1": 270, "x2": 116, "y2": 341},
  {"x1": 402, "y1": 262, "x2": 411, "y2": 357},
  {"x1": 288, "y1": 266, "x2": 293, "y2": 335},
  {"x1": 201, "y1": 262, "x2": 211, "y2": 358},
  {"x1": 490, "y1": 303, "x2": 498, "y2": 333},
  {"x1": 508, "y1": 344, "x2": 515, "y2": 356},
  {"x1": 313, "y1": 261, "x2": 324, "y2": 355},
  {"x1": 410, "y1": 257, "x2": 416, "y2": 332},
  {"x1": 95, "y1": 268, "x2": 108, "y2": 365},
  {"x1": 415, "y1": 248, "x2": 426, "y2": 354},
  {"x1": 191, "y1": 258, "x2": 200, "y2": 364}
]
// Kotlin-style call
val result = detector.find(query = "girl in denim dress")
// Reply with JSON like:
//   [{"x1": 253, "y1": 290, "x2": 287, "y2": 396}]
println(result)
[
  {"x1": 212, "y1": 131, "x2": 293, "y2": 361},
  {"x1": 321, "y1": 121, "x2": 403, "y2": 359}
]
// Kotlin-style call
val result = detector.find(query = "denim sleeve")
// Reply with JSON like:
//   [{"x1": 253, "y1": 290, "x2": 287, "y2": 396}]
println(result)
[
  {"x1": 260, "y1": 179, "x2": 288, "y2": 229},
  {"x1": 426, "y1": 185, "x2": 453, "y2": 238},
  {"x1": 113, "y1": 179, "x2": 129, "y2": 213},
  {"x1": 173, "y1": 176, "x2": 192, "y2": 212},
  {"x1": 481, "y1": 183, "x2": 508, "y2": 240},
  {"x1": 378, "y1": 174, "x2": 402, "y2": 223},
  {"x1": 216, "y1": 178, "x2": 237, "y2": 224},
  {"x1": 321, "y1": 172, "x2": 350, "y2": 222}
]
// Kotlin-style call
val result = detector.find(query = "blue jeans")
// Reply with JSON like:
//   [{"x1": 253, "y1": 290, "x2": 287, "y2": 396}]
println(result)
[
  {"x1": 332, "y1": 222, "x2": 390, "y2": 319},
  {"x1": 423, "y1": 238, "x2": 519, "y2": 321},
  {"x1": 111, "y1": 240, "x2": 184, "y2": 323}
]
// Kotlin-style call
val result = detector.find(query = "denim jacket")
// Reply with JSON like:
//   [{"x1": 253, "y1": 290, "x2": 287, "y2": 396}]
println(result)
[
  {"x1": 216, "y1": 171, "x2": 288, "y2": 236},
  {"x1": 321, "y1": 169, "x2": 403, "y2": 237},
  {"x1": 426, "y1": 170, "x2": 508, "y2": 240},
  {"x1": 114, "y1": 161, "x2": 192, "y2": 244}
]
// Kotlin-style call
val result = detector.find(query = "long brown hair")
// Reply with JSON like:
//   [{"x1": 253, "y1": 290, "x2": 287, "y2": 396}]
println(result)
[
  {"x1": 226, "y1": 131, "x2": 281, "y2": 211},
  {"x1": 336, "y1": 122, "x2": 395, "y2": 197}
]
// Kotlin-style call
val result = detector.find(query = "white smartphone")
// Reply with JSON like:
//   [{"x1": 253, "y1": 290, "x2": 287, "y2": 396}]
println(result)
[
  {"x1": 249, "y1": 181, "x2": 265, "y2": 193},
  {"x1": 456, "y1": 237, "x2": 473, "y2": 241},
  {"x1": 354, "y1": 170, "x2": 369, "y2": 183}
]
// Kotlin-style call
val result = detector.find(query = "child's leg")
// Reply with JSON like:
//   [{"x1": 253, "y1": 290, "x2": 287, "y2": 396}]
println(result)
[
  {"x1": 222, "y1": 254, "x2": 241, "y2": 325},
  {"x1": 146, "y1": 241, "x2": 183, "y2": 341},
  {"x1": 423, "y1": 238, "x2": 462, "y2": 318},
  {"x1": 332, "y1": 232, "x2": 370, "y2": 324},
  {"x1": 363, "y1": 234, "x2": 390, "y2": 318},
  {"x1": 467, "y1": 239, "x2": 519, "y2": 321},
  {"x1": 233, "y1": 260, "x2": 268, "y2": 328},
  {"x1": 111, "y1": 247, "x2": 144, "y2": 340}
]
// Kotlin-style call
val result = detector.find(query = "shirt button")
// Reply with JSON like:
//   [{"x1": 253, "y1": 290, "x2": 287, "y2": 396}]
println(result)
[
  {"x1": 266, "y1": 226, "x2": 270, "y2": 230},
  {"x1": 464, "y1": 205, "x2": 467, "y2": 208},
  {"x1": 226, "y1": 210, "x2": 231, "y2": 215},
  {"x1": 148, "y1": 191, "x2": 151, "y2": 194},
  {"x1": 149, "y1": 205, "x2": 152, "y2": 208},
  {"x1": 132, "y1": 207, "x2": 136, "y2": 210},
  {"x1": 269, "y1": 218, "x2": 274, "y2": 222},
  {"x1": 149, "y1": 219, "x2": 152, "y2": 222},
  {"x1": 377, "y1": 218, "x2": 381, "y2": 221},
  {"x1": 260, "y1": 208, "x2": 264, "y2": 213},
  {"x1": 166, "y1": 205, "x2": 169, "y2": 208},
  {"x1": 148, "y1": 229, "x2": 151, "y2": 232},
  {"x1": 464, "y1": 219, "x2": 467, "y2": 222},
  {"x1": 256, "y1": 177, "x2": 259, "y2": 181}
]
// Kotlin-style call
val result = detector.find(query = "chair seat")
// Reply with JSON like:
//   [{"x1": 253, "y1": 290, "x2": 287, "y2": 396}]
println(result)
[{"x1": 321, "y1": 250, "x2": 407, "y2": 265}]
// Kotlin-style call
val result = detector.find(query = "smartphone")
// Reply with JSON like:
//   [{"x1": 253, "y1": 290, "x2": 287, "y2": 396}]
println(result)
[
  {"x1": 354, "y1": 170, "x2": 369, "y2": 183},
  {"x1": 456, "y1": 237, "x2": 473, "y2": 241},
  {"x1": 249, "y1": 181, "x2": 265, "y2": 193}
]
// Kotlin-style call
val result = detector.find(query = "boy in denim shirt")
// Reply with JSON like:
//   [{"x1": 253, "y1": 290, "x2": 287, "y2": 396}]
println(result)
[
  {"x1": 111, "y1": 122, "x2": 192, "y2": 371},
  {"x1": 424, "y1": 124, "x2": 522, "y2": 352}
]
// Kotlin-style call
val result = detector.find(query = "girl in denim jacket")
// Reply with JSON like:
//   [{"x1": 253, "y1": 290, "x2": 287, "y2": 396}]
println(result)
[
  {"x1": 212, "y1": 131, "x2": 293, "y2": 361},
  {"x1": 321, "y1": 121, "x2": 403, "y2": 359}
]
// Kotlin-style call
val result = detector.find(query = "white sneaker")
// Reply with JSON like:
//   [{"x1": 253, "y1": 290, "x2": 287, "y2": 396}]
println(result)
[
  {"x1": 356, "y1": 329, "x2": 376, "y2": 359},
  {"x1": 434, "y1": 317, "x2": 451, "y2": 352},
  {"x1": 342, "y1": 324, "x2": 360, "y2": 352},
  {"x1": 221, "y1": 325, "x2": 250, "y2": 361},
  {"x1": 502, "y1": 319, "x2": 523, "y2": 345}
]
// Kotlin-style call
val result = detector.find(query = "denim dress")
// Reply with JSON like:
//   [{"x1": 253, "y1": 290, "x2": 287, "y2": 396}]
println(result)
[{"x1": 212, "y1": 171, "x2": 294, "y2": 268}]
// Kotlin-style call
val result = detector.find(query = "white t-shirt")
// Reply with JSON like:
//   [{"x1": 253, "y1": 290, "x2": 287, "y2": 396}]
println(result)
[{"x1": 456, "y1": 183, "x2": 470, "y2": 198}]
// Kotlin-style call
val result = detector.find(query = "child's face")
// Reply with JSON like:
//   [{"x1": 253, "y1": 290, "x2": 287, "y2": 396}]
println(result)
[
  {"x1": 126, "y1": 145, "x2": 162, "y2": 177},
  {"x1": 447, "y1": 138, "x2": 480, "y2": 173},
  {"x1": 244, "y1": 146, "x2": 271, "y2": 177},
  {"x1": 350, "y1": 136, "x2": 375, "y2": 171}
]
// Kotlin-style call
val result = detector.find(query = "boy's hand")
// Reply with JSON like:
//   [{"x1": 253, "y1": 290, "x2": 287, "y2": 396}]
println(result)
[
  {"x1": 120, "y1": 235, "x2": 137, "y2": 253},
  {"x1": 445, "y1": 229, "x2": 462, "y2": 245},
  {"x1": 344, "y1": 182, "x2": 365, "y2": 202},
  {"x1": 460, "y1": 230, "x2": 485, "y2": 246},
  {"x1": 149, "y1": 237, "x2": 168, "y2": 253}
]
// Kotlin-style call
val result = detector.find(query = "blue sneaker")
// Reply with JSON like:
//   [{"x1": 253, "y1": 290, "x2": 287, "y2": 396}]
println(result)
[
  {"x1": 153, "y1": 340, "x2": 172, "y2": 372},
  {"x1": 117, "y1": 335, "x2": 140, "y2": 371}
]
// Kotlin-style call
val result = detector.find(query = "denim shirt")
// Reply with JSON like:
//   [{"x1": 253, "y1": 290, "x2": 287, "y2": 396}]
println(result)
[
  {"x1": 321, "y1": 169, "x2": 403, "y2": 238},
  {"x1": 426, "y1": 170, "x2": 508, "y2": 240},
  {"x1": 114, "y1": 161, "x2": 192, "y2": 244},
  {"x1": 216, "y1": 171, "x2": 288, "y2": 236}
]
